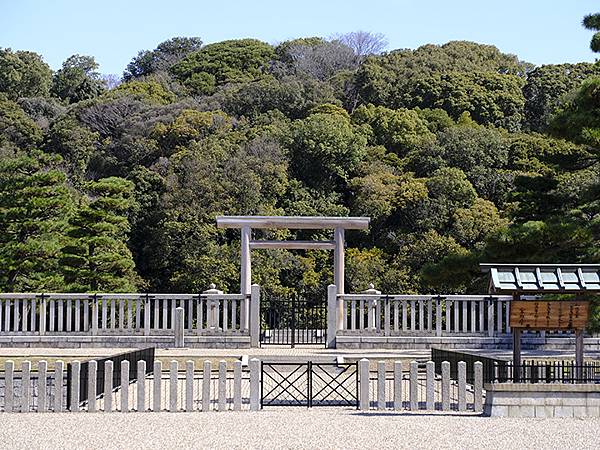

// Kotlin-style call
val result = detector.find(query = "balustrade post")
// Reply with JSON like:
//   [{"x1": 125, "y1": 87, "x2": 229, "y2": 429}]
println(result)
[
  {"x1": 39, "y1": 294, "x2": 47, "y2": 336},
  {"x1": 487, "y1": 296, "x2": 495, "y2": 337},
  {"x1": 250, "y1": 284, "x2": 260, "y2": 347},
  {"x1": 204, "y1": 284, "x2": 223, "y2": 331},
  {"x1": 91, "y1": 294, "x2": 98, "y2": 336},
  {"x1": 435, "y1": 296, "x2": 442, "y2": 337},
  {"x1": 363, "y1": 284, "x2": 381, "y2": 333}
]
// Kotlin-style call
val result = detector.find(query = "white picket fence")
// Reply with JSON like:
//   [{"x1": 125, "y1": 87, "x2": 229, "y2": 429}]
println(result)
[{"x1": 0, "y1": 358, "x2": 483, "y2": 413}]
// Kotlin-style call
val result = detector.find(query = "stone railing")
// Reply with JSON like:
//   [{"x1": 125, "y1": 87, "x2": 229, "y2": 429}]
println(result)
[{"x1": 0, "y1": 285, "x2": 261, "y2": 348}]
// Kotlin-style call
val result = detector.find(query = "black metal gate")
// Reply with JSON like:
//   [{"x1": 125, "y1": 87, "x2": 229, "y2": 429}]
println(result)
[
  {"x1": 260, "y1": 293, "x2": 327, "y2": 346},
  {"x1": 261, "y1": 362, "x2": 358, "y2": 407}
]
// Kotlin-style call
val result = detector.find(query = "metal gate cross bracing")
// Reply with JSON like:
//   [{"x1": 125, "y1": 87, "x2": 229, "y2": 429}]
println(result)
[
  {"x1": 261, "y1": 362, "x2": 358, "y2": 407},
  {"x1": 260, "y1": 293, "x2": 327, "y2": 346}
]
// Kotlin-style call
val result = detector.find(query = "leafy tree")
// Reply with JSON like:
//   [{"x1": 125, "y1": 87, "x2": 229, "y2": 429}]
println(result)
[
  {"x1": 450, "y1": 198, "x2": 508, "y2": 248},
  {"x1": 523, "y1": 63, "x2": 600, "y2": 131},
  {"x1": 124, "y1": 37, "x2": 202, "y2": 80},
  {"x1": 0, "y1": 95, "x2": 43, "y2": 150},
  {"x1": 549, "y1": 77, "x2": 600, "y2": 152},
  {"x1": 171, "y1": 39, "x2": 275, "y2": 95},
  {"x1": 0, "y1": 150, "x2": 73, "y2": 291},
  {"x1": 61, "y1": 177, "x2": 139, "y2": 292},
  {"x1": 583, "y1": 13, "x2": 600, "y2": 53},
  {"x1": 289, "y1": 112, "x2": 367, "y2": 191},
  {"x1": 0, "y1": 48, "x2": 52, "y2": 100},
  {"x1": 109, "y1": 80, "x2": 176, "y2": 105},
  {"x1": 51, "y1": 55, "x2": 106, "y2": 103}
]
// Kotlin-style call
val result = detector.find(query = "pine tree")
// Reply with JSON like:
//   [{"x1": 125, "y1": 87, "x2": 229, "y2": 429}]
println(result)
[
  {"x1": 0, "y1": 150, "x2": 73, "y2": 291},
  {"x1": 61, "y1": 177, "x2": 139, "y2": 292}
]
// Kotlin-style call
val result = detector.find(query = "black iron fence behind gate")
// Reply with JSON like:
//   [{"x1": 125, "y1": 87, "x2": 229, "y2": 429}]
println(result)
[
  {"x1": 261, "y1": 362, "x2": 358, "y2": 407},
  {"x1": 261, "y1": 293, "x2": 327, "y2": 346}
]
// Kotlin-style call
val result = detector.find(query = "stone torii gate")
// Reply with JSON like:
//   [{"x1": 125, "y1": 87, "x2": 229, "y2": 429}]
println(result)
[{"x1": 216, "y1": 215, "x2": 370, "y2": 326}]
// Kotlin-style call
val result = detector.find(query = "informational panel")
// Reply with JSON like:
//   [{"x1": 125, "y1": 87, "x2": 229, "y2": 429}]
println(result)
[{"x1": 509, "y1": 300, "x2": 590, "y2": 330}]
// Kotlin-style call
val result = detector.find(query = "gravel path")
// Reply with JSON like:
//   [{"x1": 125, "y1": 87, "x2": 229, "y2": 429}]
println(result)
[{"x1": 0, "y1": 409, "x2": 598, "y2": 449}]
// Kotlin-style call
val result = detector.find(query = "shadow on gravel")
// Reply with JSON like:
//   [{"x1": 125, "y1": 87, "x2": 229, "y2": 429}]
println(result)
[{"x1": 349, "y1": 412, "x2": 484, "y2": 418}]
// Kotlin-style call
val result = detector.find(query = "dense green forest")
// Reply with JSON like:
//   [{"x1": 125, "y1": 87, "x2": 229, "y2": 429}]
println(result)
[{"x1": 1, "y1": 15, "x2": 600, "y2": 297}]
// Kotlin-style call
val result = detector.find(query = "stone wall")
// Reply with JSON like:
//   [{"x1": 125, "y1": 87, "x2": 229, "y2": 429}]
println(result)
[{"x1": 484, "y1": 383, "x2": 600, "y2": 418}]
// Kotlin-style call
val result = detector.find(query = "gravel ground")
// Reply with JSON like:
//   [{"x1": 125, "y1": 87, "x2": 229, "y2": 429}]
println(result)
[{"x1": 0, "y1": 409, "x2": 598, "y2": 449}]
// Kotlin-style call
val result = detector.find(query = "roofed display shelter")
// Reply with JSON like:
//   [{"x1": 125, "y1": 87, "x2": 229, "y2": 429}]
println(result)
[{"x1": 481, "y1": 263, "x2": 600, "y2": 381}]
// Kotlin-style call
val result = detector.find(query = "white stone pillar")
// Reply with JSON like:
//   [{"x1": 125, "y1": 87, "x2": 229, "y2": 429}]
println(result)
[
  {"x1": 120, "y1": 361, "x2": 129, "y2": 412},
  {"x1": 249, "y1": 358, "x2": 260, "y2": 411},
  {"x1": 186, "y1": 360, "x2": 194, "y2": 412},
  {"x1": 137, "y1": 360, "x2": 146, "y2": 412},
  {"x1": 474, "y1": 361, "x2": 483, "y2": 412},
  {"x1": 174, "y1": 307, "x2": 184, "y2": 348},
  {"x1": 38, "y1": 360, "x2": 47, "y2": 413},
  {"x1": 393, "y1": 361, "x2": 402, "y2": 410},
  {"x1": 88, "y1": 360, "x2": 97, "y2": 412},
  {"x1": 441, "y1": 361, "x2": 450, "y2": 411},
  {"x1": 202, "y1": 360, "x2": 211, "y2": 412},
  {"x1": 169, "y1": 360, "x2": 178, "y2": 412},
  {"x1": 327, "y1": 284, "x2": 338, "y2": 348},
  {"x1": 218, "y1": 360, "x2": 227, "y2": 411},
  {"x1": 250, "y1": 284, "x2": 260, "y2": 347},
  {"x1": 70, "y1": 360, "x2": 80, "y2": 412},
  {"x1": 241, "y1": 226, "x2": 252, "y2": 329},
  {"x1": 5, "y1": 360, "x2": 14, "y2": 413},
  {"x1": 458, "y1": 361, "x2": 466, "y2": 411},
  {"x1": 426, "y1": 361, "x2": 434, "y2": 410},
  {"x1": 233, "y1": 360, "x2": 242, "y2": 411},
  {"x1": 204, "y1": 285, "x2": 223, "y2": 331},
  {"x1": 153, "y1": 361, "x2": 161, "y2": 412},
  {"x1": 103, "y1": 361, "x2": 113, "y2": 412},
  {"x1": 377, "y1": 361, "x2": 386, "y2": 410},
  {"x1": 54, "y1": 360, "x2": 64, "y2": 413},
  {"x1": 363, "y1": 284, "x2": 381, "y2": 333},
  {"x1": 409, "y1": 361, "x2": 418, "y2": 411},
  {"x1": 22, "y1": 361, "x2": 31, "y2": 413},
  {"x1": 359, "y1": 358, "x2": 369, "y2": 410}
]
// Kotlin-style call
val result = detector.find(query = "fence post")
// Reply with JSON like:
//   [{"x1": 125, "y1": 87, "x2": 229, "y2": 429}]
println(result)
[
  {"x1": 410, "y1": 361, "x2": 418, "y2": 411},
  {"x1": 219, "y1": 360, "x2": 227, "y2": 411},
  {"x1": 174, "y1": 307, "x2": 184, "y2": 348},
  {"x1": 144, "y1": 294, "x2": 150, "y2": 337},
  {"x1": 70, "y1": 360, "x2": 80, "y2": 412},
  {"x1": 121, "y1": 361, "x2": 129, "y2": 412},
  {"x1": 202, "y1": 360, "x2": 212, "y2": 412},
  {"x1": 359, "y1": 358, "x2": 369, "y2": 410},
  {"x1": 153, "y1": 361, "x2": 161, "y2": 412},
  {"x1": 38, "y1": 360, "x2": 47, "y2": 413},
  {"x1": 137, "y1": 360, "x2": 146, "y2": 412},
  {"x1": 88, "y1": 360, "x2": 97, "y2": 412},
  {"x1": 458, "y1": 361, "x2": 466, "y2": 411},
  {"x1": 474, "y1": 361, "x2": 483, "y2": 412},
  {"x1": 39, "y1": 294, "x2": 46, "y2": 336},
  {"x1": 22, "y1": 360, "x2": 31, "y2": 413},
  {"x1": 233, "y1": 360, "x2": 242, "y2": 411},
  {"x1": 393, "y1": 361, "x2": 402, "y2": 410},
  {"x1": 91, "y1": 295, "x2": 98, "y2": 336},
  {"x1": 5, "y1": 360, "x2": 14, "y2": 412},
  {"x1": 435, "y1": 297, "x2": 442, "y2": 337},
  {"x1": 55, "y1": 360, "x2": 64, "y2": 412},
  {"x1": 249, "y1": 358, "x2": 260, "y2": 411},
  {"x1": 327, "y1": 284, "x2": 338, "y2": 348},
  {"x1": 441, "y1": 361, "x2": 450, "y2": 411},
  {"x1": 186, "y1": 360, "x2": 194, "y2": 412},
  {"x1": 426, "y1": 361, "x2": 434, "y2": 410},
  {"x1": 487, "y1": 297, "x2": 495, "y2": 337},
  {"x1": 250, "y1": 284, "x2": 260, "y2": 347},
  {"x1": 169, "y1": 360, "x2": 178, "y2": 412},
  {"x1": 377, "y1": 361, "x2": 386, "y2": 410},
  {"x1": 104, "y1": 361, "x2": 113, "y2": 412}
]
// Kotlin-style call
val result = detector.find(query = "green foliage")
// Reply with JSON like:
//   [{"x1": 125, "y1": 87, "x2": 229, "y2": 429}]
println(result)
[
  {"x1": 172, "y1": 39, "x2": 275, "y2": 94},
  {"x1": 124, "y1": 37, "x2": 202, "y2": 80},
  {"x1": 51, "y1": 55, "x2": 106, "y2": 104},
  {"x1": 0, "y1": 95, "x2": 43, "y2": 149},
  {"x1": 61, "y1": 177, "x2": 139, "y2": 292},
  {"x1": 110, "y1": 80, "x2": 176, "y2": 105},
  {"x1": 0, "y1": 48, "x2": 53, "y2": 100},
  {"x1": 583, "y1": 13, "x2": 600, "y2": 52},
  {"x1": 0, "y1": 150, "x2": 73, "y2": 291}
]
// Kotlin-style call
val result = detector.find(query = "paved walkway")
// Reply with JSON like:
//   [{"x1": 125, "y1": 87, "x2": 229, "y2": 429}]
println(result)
[{"x1": 0, "y1": 409, "x2": 597, "y2": 449}]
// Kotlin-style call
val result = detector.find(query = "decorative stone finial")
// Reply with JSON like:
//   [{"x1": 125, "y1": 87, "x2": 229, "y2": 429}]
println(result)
[
  {"x1": 209, "y1": 283, "x2": 216, "y2": 290},
  {"x1": 368, "y1": 283, "x2": 375, "y2": 290}
]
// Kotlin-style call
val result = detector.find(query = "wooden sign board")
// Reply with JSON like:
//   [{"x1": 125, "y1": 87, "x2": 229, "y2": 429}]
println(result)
[{"x1": 509, "y1": 300, "x2": 590, "y2": 330}]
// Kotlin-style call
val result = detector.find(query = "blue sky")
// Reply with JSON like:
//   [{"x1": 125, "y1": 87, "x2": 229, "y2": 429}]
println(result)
[{"x1": 2, "y1": 0, "x2": 598, "y2": 75}]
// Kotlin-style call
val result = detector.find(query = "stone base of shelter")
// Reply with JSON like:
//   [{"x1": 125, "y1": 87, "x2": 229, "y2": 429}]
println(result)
[
  {"x1": 484, "y1": 383, "x2": 600, "y2": 418},
  {"x1": 335, "y1": 335, "x2": 600, "y2": 351}
]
